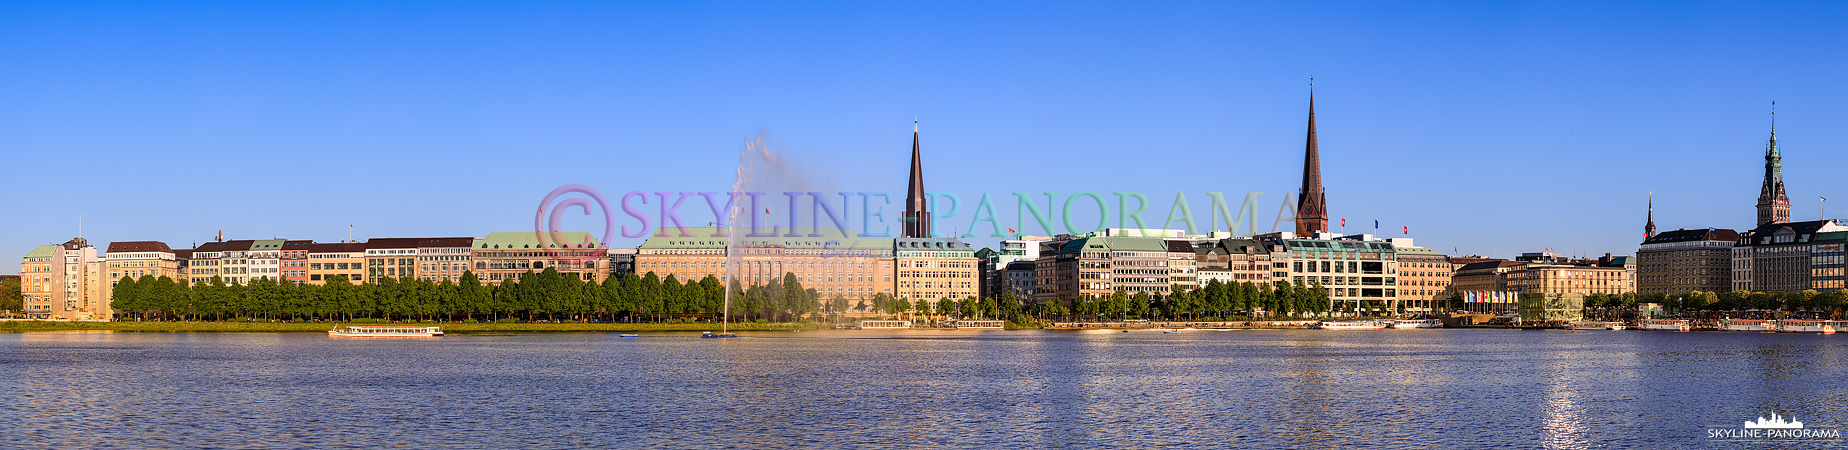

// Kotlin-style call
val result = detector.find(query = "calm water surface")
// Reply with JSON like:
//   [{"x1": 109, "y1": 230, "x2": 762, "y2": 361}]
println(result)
[{"x1": 3, "y1": 329, "x2": 1846, "y2": 449}]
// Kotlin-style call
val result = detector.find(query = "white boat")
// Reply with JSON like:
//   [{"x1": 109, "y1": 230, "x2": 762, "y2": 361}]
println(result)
[
  {"x1": 1311, "y1": 320, "x2": 1389, "y2": 330},
  {"x1": 1720, "y1": 319, "x2": 1777, "y2": 332},
  {"x1": 328, "y1": 325, "x2": 443, "y2": 337},
  {"x1": 1636, "y1": 319, "x2": 1690, "y2": 331},
  {"x1": 1568, "y1": 321, "x2": 1625, "y2": 330},
  {"x1": 953, "y1": 320, "x2": 1005, "y2": 329},
  {"x1": 856, "y1": 320, "x2": 913, "y2": 330},
  {"x1": 1775, "y1": 320, "x2": 1848, "y2": 333},
  {"x1": 1389, "y1": 319, "x2": 1443, "y2": 329}
]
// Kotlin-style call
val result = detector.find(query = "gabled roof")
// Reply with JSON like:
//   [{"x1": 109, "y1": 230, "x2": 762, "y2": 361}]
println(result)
[
  {"x1": 25, "y1": 245, "x2": 58, "y2": 258},
  {"x1": 1643, "y1": 228, "x2": 1739, "y2": 245},
  {"x1": 308, "y1": 242, "x2": 367, "y2": 254},
  {"x1": 282, "y1": 240, "x2": 314, "y2": 250},
  {"x1": 250, "y1": 239, "x2": 287, "y2": 251},
  {"x1": 475, "y1": 232, "x2": 604, "y2": 250},
  {"x1": 1456, "y1": 260, "x2": 1522, "y2": 272},
  {"x1": 107, "y1": 241, "x2": 173, "y2": 253},
  {"x1": 367, "y1": 237, "x2": 477, "y2": 249},
  {"x1": 1746, "y1": 220, "x2": 1841, "y2": 238},
  {"x1": 1164, "y1": 241, "x2": 1195, "y2": 253},
  {"x1": 193, "y1": 240, "x2": 255, "y2": 253},
  {"x1": 1055, "y1": 236, "x2": 1171, "y2": 254},
  {"x1": 637, "y1": 227, "x2": 891, "y2": 250}
]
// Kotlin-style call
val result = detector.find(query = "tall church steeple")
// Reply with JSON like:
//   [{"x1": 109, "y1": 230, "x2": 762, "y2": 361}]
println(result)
[
  {"x1": 1644, "y1": 193, "x2": 1656, "y2": 239},
  {"x1": 1757, "y1": 103, "x2": 1790, "y2": 226},
  {"x1": 902, "y1": 120, "x2": 931, "y2": 238},
  {"x1": 1295, "y1": 86, "x2": 1329, "y2": 236}
]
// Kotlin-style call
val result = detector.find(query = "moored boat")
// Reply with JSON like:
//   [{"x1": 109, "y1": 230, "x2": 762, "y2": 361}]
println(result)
[
  {"x1": 856, "y1": 320, "x2": 913, "y2": 330},
  {"x1": 1775, "y1": 320, "x2": 1848, "y2": 333},
  {"x1": 1720, "y1": 319, "x2": 1777, "y2": 332},
  {"x1": 1636, "y1": 318, "x2": 1690, "y2": 331},
  {"x1": 953, "y1": 320, "x2": 1005, "y2": 329},
  {"x1": 1311, "y1": 320, "x2": 1389, "y2": 330},
  {"x1": 328, "y1": 325, "x2": 443, "y2": 338},
  {"x1": 1568, "y1": 321, "x2": 1625, "y2": 330},
  {"x1": 1389, "y1": 319, "x2": 1443, "y2": 329}
]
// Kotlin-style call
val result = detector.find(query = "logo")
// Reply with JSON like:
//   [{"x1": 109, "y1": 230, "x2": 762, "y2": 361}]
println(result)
[{"x1": 1708, "y1": 413, "x2": 1839, "y2": 441}]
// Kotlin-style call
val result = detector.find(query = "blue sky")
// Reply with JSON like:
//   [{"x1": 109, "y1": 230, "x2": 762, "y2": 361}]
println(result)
[{"x1": 4, "y1": 1, "x2": 1845, "y2": 274}]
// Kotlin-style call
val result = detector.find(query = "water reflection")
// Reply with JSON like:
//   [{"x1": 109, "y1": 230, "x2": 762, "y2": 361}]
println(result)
[{"x1": 5, "y1": 330, "x2": 1848, "y2": 448}]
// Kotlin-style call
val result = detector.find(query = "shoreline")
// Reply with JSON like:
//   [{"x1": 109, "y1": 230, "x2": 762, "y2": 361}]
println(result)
[{"x1": 0, "y1": 321, "x2": 832, "y2": 333}]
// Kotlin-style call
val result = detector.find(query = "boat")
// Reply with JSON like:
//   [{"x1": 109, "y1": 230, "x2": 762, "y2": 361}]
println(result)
[
  {"x1": 1637, "y1": 318, "x2": 1691, "y2": 331},
  {"x1": 700, "y1": 331, "x2": 737, "y2": 338},
  {"x1": 953, "y1": 320, "x2": 1005, "y2": 330},
  {"x1": 618, "y1": 333, "x2": 641, "y2": 337},
  {"x1": 1568, "y1": 321, "x2": 1626, "y2": 330},
  {"x1": 328, "y1": 325, "x2": 443, "y2": 338},
  {"x1": 1775, "y1": 320, "x2": 1848, "y2": 333},
  {"x1": 1389, "y1": 319, "x2": 1443, "y2": 329},
  {"x1": 1310, "y1": 320, "x2": 1389, "y2": 330},
  {"x1": 1720, "y1": 319, "x2": 1777, "y2": 332},
  {"x1": 856, "y1": 320, "x2": 913, "y2": 330}
]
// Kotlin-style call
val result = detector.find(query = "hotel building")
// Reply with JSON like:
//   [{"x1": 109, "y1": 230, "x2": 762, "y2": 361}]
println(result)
[
  {"x1": 307, "y1": 242, "x2": 367, "y2": 284},
  {"x1": 20, "y1": 238, "x2": 109, "y2": 320}
]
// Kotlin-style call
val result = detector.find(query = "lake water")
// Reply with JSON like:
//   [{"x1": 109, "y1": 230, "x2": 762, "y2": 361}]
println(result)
[{"x1": 3, "y1": 329, "x2": 1846, "y2": 449}]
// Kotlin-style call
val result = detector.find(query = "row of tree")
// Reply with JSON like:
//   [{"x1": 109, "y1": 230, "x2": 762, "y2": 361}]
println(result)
[
  {"x1": 1580, "y1": 290, "x2": 1848, "y2": 314},
  {"x1": 103, "y1": 269, "x2": 1353, "y2": 323}
]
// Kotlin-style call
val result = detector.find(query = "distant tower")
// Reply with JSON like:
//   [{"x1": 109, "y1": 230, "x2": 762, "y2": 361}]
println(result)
[
  {"x1": 1644, "y1": 194, "x2": 1657, "y2": 239},
  {"x1": 1295, "y1": 87, "x2": 1329, "y2": 236},
  {"x1": 1756, "y1": 103, "x2": 1790, "y2": 226},
  {"x1": 902, "y1": 120, "x2": 931, "y2": 238}
]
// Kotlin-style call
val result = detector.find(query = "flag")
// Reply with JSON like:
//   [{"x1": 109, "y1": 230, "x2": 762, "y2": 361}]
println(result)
[
  {"x1": 1374, "y1": 220, "x2": 1379, "y2": 229},
  {"x1": 1341, "y1": 218, "x2": 1346, "y2": 227},
  {"x1": 1007, "y1": 228, "x2": 1015, "y2": 233},
  {"x1": 1403, "y1": 226, "x2": 1408, "y2": 235}
]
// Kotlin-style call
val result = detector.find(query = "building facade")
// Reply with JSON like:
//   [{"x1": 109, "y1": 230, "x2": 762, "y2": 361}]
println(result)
[
  {"x1": 893, "y1": 237, "x2": 979, "y2": 302},
  {"x1": 469, "y1": 232, "x2": 607, "y2": 284},
  {"x1": 1261, "y1": 233, "x2": 1400, "y2": 313},
  {"x1": 1392, "y1": 245, "x2": 1453, "y2": 313},
  {"x1": 1637, "y1": 228, "x2": 1738, "y2": 294},
  {"x1": 1732, "y1": 220, "x2": 1848, "y2": 292},
  {"x1": 307, "y1": 242, "x2": 367, "y2": 284},
  {"x1": 20, "y1": 238, "x2": 108, "y2": 320}
]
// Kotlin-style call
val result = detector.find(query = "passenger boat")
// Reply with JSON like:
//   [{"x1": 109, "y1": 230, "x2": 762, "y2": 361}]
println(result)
[
  {"x1": 1567, "y1": 321, "x2": 1625, "y2": 330},
  {"x1": 1720, "y1": 319, "x2": 1777, "y2": 332},
  {"x1": 1389, "y1": 319, "x2": 1443, "y2": 329},
  {"x1": 1311, "y1": 320, "x2": 1389, "y2": 330},
  {"x1": 1775, "y1": 320, "x2": 1848, "y2": 333},
  {"x1": 1636, "y1": 318, "x2": 1691, "y2": 331},
  {"x1": 856, "y1": 320, "x2": 913, "y2": 330},
  {"x1": 619, "y1": 333, "x2": 641, "y2": 337},
  {"x1": 953, "y1": 320, "x2": 1005, "y2": 330},
  {"x1": 327, "y1": 325, "x2": 443, "y2": 338}
]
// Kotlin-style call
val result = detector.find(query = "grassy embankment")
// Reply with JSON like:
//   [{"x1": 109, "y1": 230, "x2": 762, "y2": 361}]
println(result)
[{"x1": 0, "y1": 320, "x2": 830, "y2": 333}]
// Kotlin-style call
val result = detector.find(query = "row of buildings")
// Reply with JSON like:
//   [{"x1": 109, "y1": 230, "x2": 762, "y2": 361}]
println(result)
[
  {"x1": 17, "y1": 232, "x2": 612, "y2": 320},
  {"x1": 1635, "y1": 113, "x2": 1848, "y2": 295},
  {"x1": 18, "y1": 91, "x2": 1676, "y2": 322}
]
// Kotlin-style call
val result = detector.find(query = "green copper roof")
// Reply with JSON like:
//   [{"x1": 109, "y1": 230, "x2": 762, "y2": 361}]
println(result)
[
  {"x1": 1393, "y1": 246, "x2": 1442, "y2": 256},
  {"x1": 25, "y1": 245, "x2": 57, "y2": 258},
  {"x1": 475, "y1": 232, "x2": 604, "y2": 250},
  {"x1": 250, "y1": 239, "x2": 286, "y2": 250},
  {"x1": 638, "y1": 227, "x2": 892, "y2": 250}
]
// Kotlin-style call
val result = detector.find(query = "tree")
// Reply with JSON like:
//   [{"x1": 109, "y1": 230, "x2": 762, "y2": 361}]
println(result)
[{"x1": 0, "y1": 277, "x2": 20, "y2": 312}]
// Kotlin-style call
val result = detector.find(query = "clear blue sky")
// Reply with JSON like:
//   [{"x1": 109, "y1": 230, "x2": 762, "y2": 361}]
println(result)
[{"x1": 5, "y1": 1, "x2": 1845, "y2": 274}]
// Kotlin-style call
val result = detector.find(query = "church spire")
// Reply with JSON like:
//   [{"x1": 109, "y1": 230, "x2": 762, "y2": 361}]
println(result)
[
  {"x1": 1756, "y1": 102, "x2": 1790, "y2": 226},
  {"x1": 1294, "y1": 82, "x2": 1329, "y2": 236},
  {"x1": 902, "y1": 119, "x2": 931, "y2": 238},
  {"x1": 1644, "y1": 193, "x2": 1656, "y2": 239}
]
